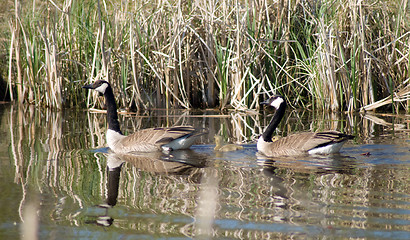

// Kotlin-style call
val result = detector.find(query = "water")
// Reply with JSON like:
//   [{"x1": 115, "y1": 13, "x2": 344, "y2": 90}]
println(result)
[{"x1": 0, "y1": 103, "x2": 409, "y2": 239}]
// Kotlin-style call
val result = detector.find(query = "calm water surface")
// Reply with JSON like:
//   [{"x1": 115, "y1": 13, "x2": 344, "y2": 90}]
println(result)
[{"x1": 0, "y1": 103, "x2": 409, "y2": 239}]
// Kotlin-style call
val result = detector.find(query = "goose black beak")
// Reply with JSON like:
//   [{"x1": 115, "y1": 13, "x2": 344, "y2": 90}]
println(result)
[
  {"x1": 260, "y1": 99, "x2": 270, "y2": 105},
  {"x1": 83, "y1": 83, "x2": 94, "y2": 90},
  {"x1": 83, "y1": 83, "x2": 103, "y2": 96}
]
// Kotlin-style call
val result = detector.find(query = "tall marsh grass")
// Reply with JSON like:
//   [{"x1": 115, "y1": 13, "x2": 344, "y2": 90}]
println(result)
[{"x1": 5, "y1": 0, "x2": 410, "y2": 111}]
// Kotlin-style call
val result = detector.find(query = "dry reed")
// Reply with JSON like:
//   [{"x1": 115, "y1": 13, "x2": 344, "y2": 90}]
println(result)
[{"x1": 5, "y1": 0, "x2": 410, "y2": 112}]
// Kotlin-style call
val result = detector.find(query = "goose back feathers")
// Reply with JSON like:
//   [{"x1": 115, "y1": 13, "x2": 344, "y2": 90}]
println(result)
[{"x1": 107, "y1": 126, "x2": 205, "y2": 153}]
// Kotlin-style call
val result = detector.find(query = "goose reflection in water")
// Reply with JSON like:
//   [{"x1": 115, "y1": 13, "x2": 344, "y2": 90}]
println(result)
[
  {"x1": 257, "y1": 152, "x2": 357, "y2": 175},
  {"x1": 85, "y1": 150, "x2": 208, "y2": 227},
  {"x1": 256, "y1": 153, "x2": 358, "y2": 199}
]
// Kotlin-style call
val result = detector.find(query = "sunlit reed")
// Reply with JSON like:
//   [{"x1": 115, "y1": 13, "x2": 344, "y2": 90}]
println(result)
[{"x1": 6, "y1": 0, "x2": 410, "y2": 111}]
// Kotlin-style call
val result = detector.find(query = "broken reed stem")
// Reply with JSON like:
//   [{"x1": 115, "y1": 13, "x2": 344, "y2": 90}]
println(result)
[{"x1": 6, "y1": 0, "x2": 410, "y2": 112}]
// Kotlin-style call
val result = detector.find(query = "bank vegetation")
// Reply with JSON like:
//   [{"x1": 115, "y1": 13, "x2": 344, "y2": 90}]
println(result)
[{"x1": 5, "y1": 0, "x2": 410, "y2": 112}]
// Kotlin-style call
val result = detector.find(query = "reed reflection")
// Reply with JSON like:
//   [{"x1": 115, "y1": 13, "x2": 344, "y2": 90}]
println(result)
[{"x1": 86, "y1": 150, "x2": 208, "y2": 227}]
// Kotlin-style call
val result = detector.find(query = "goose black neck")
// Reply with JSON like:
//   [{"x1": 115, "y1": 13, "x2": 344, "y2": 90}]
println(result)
[
  {"x1": 104, "y1": 86, "x2": 122, "y2": 134},
  {"x1": 262, "y1": 101, "x2": 286, "y2": 142}
]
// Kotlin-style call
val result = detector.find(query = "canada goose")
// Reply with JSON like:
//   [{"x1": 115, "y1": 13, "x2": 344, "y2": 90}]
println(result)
[
  {"x1": 83, "y1": 80, "x2": 205, "y2": 153},
  {"x1": 258, "y1": 95, "x2": 354, "y2": 157},
  {"x1": 214, "y1": 135, "x2": 243, "y2": 152}
]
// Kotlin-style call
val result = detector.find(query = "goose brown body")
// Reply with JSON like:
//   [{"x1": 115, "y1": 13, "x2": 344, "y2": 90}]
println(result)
[
  {"x1": 107, "y1": 126, "x2": 204, "y2": 153},
  {"x1": 258, "y1": 130, "x2": 353, "y2": 157},
  {"x1": 258, "y1": 95, "x2": 354, "y2": 157}
]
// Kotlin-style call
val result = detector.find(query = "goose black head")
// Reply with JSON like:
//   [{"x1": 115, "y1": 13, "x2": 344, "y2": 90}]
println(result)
[
  {"x1": 83, "y1": 80, "x2": 110, "y2": 95},
  {"x1": 260, "y1": 95, "x2": 285, "y2": 110}
]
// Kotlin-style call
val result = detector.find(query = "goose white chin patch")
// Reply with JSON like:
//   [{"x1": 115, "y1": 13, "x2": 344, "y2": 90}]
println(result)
[
  {"x1": 95, "y1": 83, "x2": 109, "y2": 94},
  {"x1": 270, "y1": 97, "x2": 284, "y2": 109}
]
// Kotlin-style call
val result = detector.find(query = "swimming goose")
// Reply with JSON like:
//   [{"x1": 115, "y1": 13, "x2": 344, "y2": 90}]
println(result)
[
  {"x1": 214, "y1": 135, "x2": 243, "y2": 152},
  {"x1": 257, "y1": 95, "x2": 354, "y2": 157},
  {"x1": 83, "y1": 80, "x2": 205, "y2": 153}
]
